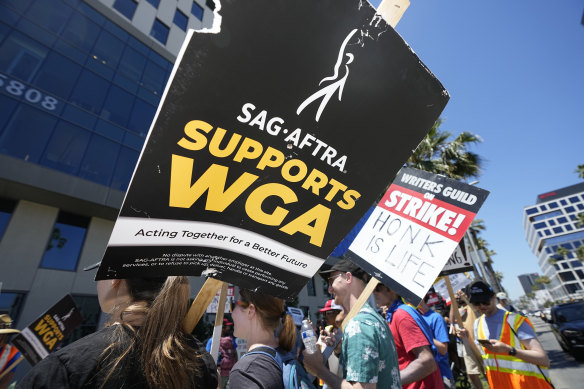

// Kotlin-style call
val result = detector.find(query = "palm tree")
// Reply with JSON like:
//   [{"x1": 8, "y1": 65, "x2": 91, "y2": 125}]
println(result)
[
  {"x1": 576, "y1": 246, "x2": 584, "y2": 262},
  {"x1": 407, "y1": 119, "x2": 482, "y2": 180},
  {"x1": 577, "y1": 213, "x2": 584, "y2": 228},
  {"x1": 575, "y1": 164, "x2": 584, "y2": 179},
  {"x1": 556, "y1": 246, "x2": 570, "y2": 259}
]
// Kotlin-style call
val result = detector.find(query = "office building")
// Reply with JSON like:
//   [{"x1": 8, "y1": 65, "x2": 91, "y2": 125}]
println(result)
[
  {"x1": 517, "y1": 272, "x2": 539, "y2": 295},
  {"x1": 0, "y1": 0, "x2": 331, "y2": 376},
  {"x1": 523, "y1": 182, "x2": 584, "y2": 300}
]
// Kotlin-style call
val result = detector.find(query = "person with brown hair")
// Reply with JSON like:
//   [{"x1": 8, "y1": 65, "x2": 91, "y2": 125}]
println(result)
[
  {"x1": 18, "y1": 276, "x2": 218, "y2": 388},
  {"x1": 228, "y1": 288, "x2": 297, "y2": 389}
]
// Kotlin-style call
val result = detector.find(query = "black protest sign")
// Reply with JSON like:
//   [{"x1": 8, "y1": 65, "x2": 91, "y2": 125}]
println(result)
[
  {"x1": 440, "y1": 240, "x2": 473, "y2": 276},
  {"x1": 346, "y1": 167, "x2": 489, "y2": 303},
  {"x1": 12, "y1": 295, "x2": 82, "y2": 365},
  {"x1": 96, "y1": 0, "x2": 449, "y2": 299}
]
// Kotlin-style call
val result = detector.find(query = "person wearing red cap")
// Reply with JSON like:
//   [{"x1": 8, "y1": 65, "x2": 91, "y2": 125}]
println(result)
[{"x1": 317, "y1": 300, "x2": 343, "y2": 389}]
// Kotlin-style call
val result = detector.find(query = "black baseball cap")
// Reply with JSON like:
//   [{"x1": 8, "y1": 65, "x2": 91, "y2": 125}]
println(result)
[
  {"x1": 467, "y1": 280, "x2": 495, "y2": 303},
  {"x1": 319, "y1": 258, "x2": 369, "y2": 282}
]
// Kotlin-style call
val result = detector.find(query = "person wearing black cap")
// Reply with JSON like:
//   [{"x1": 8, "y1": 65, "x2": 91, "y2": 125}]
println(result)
[
  {"x1": 458, "y1": 280, "x2": 551, "y2": 389},
  {"x1": 0, "y1": 314, "x2": 22, "y2": 389},
  {"x1": 302, "y1": 259, "x2": 400, "y2": 389}
]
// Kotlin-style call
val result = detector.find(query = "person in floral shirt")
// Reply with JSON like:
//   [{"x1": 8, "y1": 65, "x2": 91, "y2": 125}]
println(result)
[{"x1": 303, "y1": 259, "x2": 401, "y2": 389}]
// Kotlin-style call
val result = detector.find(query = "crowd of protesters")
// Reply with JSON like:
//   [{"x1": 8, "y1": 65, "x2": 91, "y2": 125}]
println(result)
[{"x1": 0, "y1": 257, "x2": 553, "y2": 389}]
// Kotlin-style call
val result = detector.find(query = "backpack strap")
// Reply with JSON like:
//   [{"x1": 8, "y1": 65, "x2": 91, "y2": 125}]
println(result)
[{"x1": 241, "y1": 346, "x2": 283, "y2": 371}]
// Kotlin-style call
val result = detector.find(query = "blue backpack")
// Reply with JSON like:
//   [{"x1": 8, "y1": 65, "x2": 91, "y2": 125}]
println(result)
[{"x1": 242, "y1": 346, "x2": 317, "y2": 389}]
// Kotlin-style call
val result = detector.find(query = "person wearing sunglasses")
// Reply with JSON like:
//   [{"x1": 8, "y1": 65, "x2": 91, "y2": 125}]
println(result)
[
  {"x1": 302, "y1": 259, "x2": 400, "y2": 389},
  {"x1": 459, "y1": 280, "x2": 551, "y2": 389},
  {"x1": 228, "y1": 289, "x2": 297, "y2": 389}
]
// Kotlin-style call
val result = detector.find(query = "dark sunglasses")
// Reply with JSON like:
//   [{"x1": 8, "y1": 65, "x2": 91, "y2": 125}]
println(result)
[
  {"x1": 327, "y1": 273, "x2": 344, "y2": 285},
  {"x1": 471, "y1": 301, "x2": 490, "y2": 307},
  {"x1": 231, "y1": 299, "x2": 249, "y2": 311}
]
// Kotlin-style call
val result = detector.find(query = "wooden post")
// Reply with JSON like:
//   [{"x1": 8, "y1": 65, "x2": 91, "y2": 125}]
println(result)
[
  {"x1": 183, "y1": 277, "x2": 224, "y2": 334},
  {"x1": 444, "y1": 276, "x2": 485, "y2": 376},
  {"x1": 0, "y1": 355, "x2": 24, "y2": 380},
  {"x1": 378, "y1": 0, "x2": 411, "y2": 28},
  {"x1": 210, "y1": 282, "x2": 229, "y2": 362}
]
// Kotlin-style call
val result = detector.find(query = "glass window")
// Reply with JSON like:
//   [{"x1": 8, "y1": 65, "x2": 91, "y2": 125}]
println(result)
[
  {"x1": 0, "y1": 291, "x2": 26, "y2": 321},
  {"x1": 92, "y1": 30, "x2": 124, "y2": 69},
  {"x1": 0, "y1": 31, "x2": 48, "y2": 82},
  {"x1": 113, "y1": 0, "x2": 137, "y2": 20},
  {"x1": 557, "y1": 217, "x2": 568, "y2": 224},
  {"x1": 548, "y1": 220, "x2": 555, "y2": 226},
  {"x1": 70, "y1": 70, "x2": 109, "y2": 114},
  {"x1": 532, "y1": 210, "x2": 562, "y2": 221},
  {"x1": 79, "y1": 134, "x2": 120, "y2": 185},
  {"x1": 174, "y1": 9, "x2": 188, "y2": 31},
  {"x1": 16, "y1": 18, "x2": 57, "y2": 48},
  {"x1": 60, "y1": 13, "x2": 100, "y2": 52},
  {"x1": 578, "y1": 204, "x2": 584, "y2": 210},
  {"x1": 560, "y1": 200, "x2": 568, "y2": 206},
  {"x1": 562, "y1": 262, "x2": 570, "y2": 270},
  {"x1": 141, "y1": 61, "x2": 166, "y2": 94},
  {"x1": 0, "y1": 198, "x2": 16, "y2": 240},
  {"x1": 61, "y1": 295, "x2": 100, "y2": 346},
  {"x1": 61, "y1": 104, "x2": 97, "y2": 129},
  {"x1": 572, "y1": 261, "x2": 583, "y2": 268},
  {"x1": 0, "y1": 94, "x2": 18, "y2": 130},
  {"x1": 32, "y1": 52, "x2": 82, "y2": 100},
  {"x1": 565, "y1": 283, "x2": 581, "y2": 294},
  {"x1": 145, "y1": 0, "x2": 160, "y2": 7},
  {"x1": 110, "y1": 146, "x2": 139, "y2": 191},
  {"x1": 565, "y1": 206, "x2": 575, "y2": 213},
  {"x1": 569, "y1": 196, "x2": 579, "y2": 203},
  {"x1": 127, "y1": 98, "x2": 155, "y2": 136},
  {"x1": 565, "y1": 225, "x2": 573, "y2": 231},
  {"x1": 306, "y1": 277, "x2": 316, "y2": 296},
  {"x1": 94, "y1": 120, "x2": 124, "y2": 142},
  {"x1": 191, "y1": 2, "x2": 204, "y2": 20},
  {"x1": 540, "y1": 205, "x2": 548, "y2": 211},
  {"x1": 24, "y1": 0, "x2": 73, "y2": 35},
  {"x1": 548, "y1": 202, "x2": 558, "y2": 209},
  {"x1": 101, "y1": 85, "x2": 133, "y2": 127},
  {"x1": 544, "y1": 229, "x2": 551, "y2": 236},
  {"x1": 206, "y1": 0, "x2": 216, "y2": 11},
  {"x1": 150, "y1": 19, "x2": 169, "y2": 45},
  {"x1": 77, "y1": 1, "x2": 106, "y2": 25},
  {"x1": 533, "y1": 222, "x2": 546, "y2": 230},
  {"x1": 40, "y1": 211, "x2": 89, "y2": 271},
  {"x1": 0, "y1": 105, "x2": 57, "y2": 163},
  {"x1": 40, "y1": 121, "x2": 91, "y2": 175},
  {"x1": 552, "y1": 227, "x2": 563, "y2": 234},
  {"x1": 118, "y1": 46, "x2": 146, "y2": 82}
]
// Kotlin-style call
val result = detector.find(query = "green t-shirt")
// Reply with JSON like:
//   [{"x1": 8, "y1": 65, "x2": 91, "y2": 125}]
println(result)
[{"x1": 340, "y1": 303, "x2": 401, "y2": 388}]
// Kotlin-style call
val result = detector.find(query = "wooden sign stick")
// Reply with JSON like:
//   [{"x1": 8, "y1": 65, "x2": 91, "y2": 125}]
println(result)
[
  {"x1": 183, "y1": 277, "x2": 225, "y2": 333},
  {"x1": 341, "y1": 277, "x2": 379, "y2": 330},
  {"x1": 444, "y1": 276, "x2": 485, "y2": 376},
  {"x1": 209, "y1": 282, "x2": 229, "y2": 362},
  {"x1": 0, "y1": 355, "x2": 24, "y2": 380}
]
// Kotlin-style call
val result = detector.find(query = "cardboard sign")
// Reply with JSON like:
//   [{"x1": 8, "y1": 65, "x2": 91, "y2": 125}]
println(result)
[
  {"x1": 346, "y1": 167, "x2": 489, "y2": 303},
  {"x1": 434, "y1": 273, "x2": 472, "y2": 304},
  {"x1": 96, "y1": 0, "x2": 449, "y2": 299},
  {"x1": 286, "y1": 307, "x2": 305, "y2": 326},
  {"x1": 12, "y1": 295, "x2": 82, "y2": 366},
  {"x1": 439, "y1": 241, "x2": 473, "y2": 276},
  {"x1": 206, "y1": 284, "x2": 235, "y2": 313}
]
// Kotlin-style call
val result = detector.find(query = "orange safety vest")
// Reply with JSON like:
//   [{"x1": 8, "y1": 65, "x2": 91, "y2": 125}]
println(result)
[
  {"x1": 476, "y1": 311, "x2": 551, "y2": 389},
  {"x1": 0, "y1": 344, "x2": 19, "y2": 374}
]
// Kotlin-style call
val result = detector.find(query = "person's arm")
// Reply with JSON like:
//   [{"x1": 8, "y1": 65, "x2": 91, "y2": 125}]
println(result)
[
  {"x1": 433, "y1": 338, "x2": 448, "y2": 355},
  {"x1": 483, "y1": 337, "x2": 550, "y2": 367},
  {"x1": 302, "y1": 349, "x2": 376, "y2": 389},
  {"x1": 399, "y1": 345, "x2": 436, "y2": 386}
]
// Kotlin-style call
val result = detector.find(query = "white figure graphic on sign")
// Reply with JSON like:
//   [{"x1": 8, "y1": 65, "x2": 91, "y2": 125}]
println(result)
[{"x1": 297, "y1": 29, "x2": 358, "y2": 122}]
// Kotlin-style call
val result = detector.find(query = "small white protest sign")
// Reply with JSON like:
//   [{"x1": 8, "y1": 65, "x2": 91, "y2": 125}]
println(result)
[{"x1": 346, "y1": 167, "x2": 489, "y2": 304}]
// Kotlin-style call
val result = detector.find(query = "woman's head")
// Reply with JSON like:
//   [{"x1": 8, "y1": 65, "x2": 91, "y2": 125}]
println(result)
[{"x1": 232, "y1": 289, "x2": 296, "y2": 351}]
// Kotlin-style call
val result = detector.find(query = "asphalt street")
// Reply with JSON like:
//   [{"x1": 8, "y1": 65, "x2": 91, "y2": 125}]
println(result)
[{"x1": 532, "y1": 317, "x2": 583, "y2": 389}]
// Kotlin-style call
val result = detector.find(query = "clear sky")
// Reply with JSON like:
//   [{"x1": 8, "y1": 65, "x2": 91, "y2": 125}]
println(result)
[{"x1": 369, "y1": 0, "x2": 584, "y2": 300}]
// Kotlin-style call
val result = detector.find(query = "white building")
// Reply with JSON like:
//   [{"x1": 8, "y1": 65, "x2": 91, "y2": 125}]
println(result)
[{"x1": 522, "y1": 182, "x2": 584, "y2": 300}]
